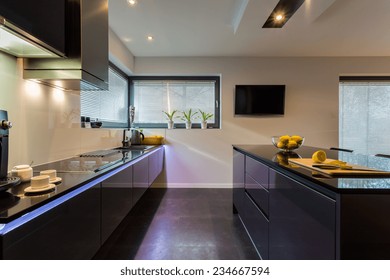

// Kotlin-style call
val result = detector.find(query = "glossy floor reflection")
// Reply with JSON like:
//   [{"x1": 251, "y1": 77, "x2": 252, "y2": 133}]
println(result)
[{"x1": 94, "y1": 188, "x2": 259, "y2": 260}]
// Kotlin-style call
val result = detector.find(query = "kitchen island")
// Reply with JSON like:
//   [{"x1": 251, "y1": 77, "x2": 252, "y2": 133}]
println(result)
[
  {"x1": 0, "y1": 145, "x2": 164, "y2": 259},
  {"x1": 233, "y1": 145, "x2": 390, "y2": 260}
]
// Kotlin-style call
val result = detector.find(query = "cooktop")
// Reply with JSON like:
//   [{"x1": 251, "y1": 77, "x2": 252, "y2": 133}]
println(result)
[{"x1": 33, "y1": 150, "x2": 130, "y2": 173}]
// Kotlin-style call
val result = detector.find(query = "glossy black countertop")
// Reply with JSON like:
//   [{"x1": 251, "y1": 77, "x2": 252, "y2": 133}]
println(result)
[
  {"x1": 0, "y1": 146, "x2": 162, "y2": 224},
  {"x1": 233, "y1": 145, "x2": 390, "y2": 194}
]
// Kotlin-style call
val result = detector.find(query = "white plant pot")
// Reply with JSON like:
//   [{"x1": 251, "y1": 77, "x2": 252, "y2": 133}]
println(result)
[
  {"x1": 185, "y1": 121, "x2": 192, "y2": 129},
  {"x1": 201, "y1": 121, "x2": 207, "y2": 129},
  {"x1": 167, "y1": 120, "x2": 174, "y2": 129}
]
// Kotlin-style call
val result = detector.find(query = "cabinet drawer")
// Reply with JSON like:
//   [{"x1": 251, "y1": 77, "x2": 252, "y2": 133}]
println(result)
[
  {"x1": 242, "y1": 192, "x2": 269, "y2": 260},
  {"x1": 246, "y1": 156, "x2": 269, "y2": 189},
  {"x1": 245, "y1": 173, "x2": 269, "y2": 217}
]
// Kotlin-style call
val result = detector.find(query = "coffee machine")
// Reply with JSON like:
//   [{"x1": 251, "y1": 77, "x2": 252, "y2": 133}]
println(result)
[{"x1": 0, "y1": 109, "x2": 20, "y2": 191}]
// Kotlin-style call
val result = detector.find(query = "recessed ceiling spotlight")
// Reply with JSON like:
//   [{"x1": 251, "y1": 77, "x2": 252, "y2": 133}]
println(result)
[
  {"x1": 263, "y1": 0, "x2": 305, "y2": 28},
  {"x1": 127, "y1": 0, "x2": 137, "y2": 6},
  {"x1": 147, "y1": 35, "x2": 153, "y2": 41},
  {"x1": 275, "y1": 14, "x2": 284, "y2": 22}
]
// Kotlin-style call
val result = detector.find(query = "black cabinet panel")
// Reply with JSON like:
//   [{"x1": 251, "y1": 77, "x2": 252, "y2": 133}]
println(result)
[
  {"x1": 269, "y1": 170, "x2": 336, "y2": 260},
  {"x1": 2, "y1": 185, "x2": 100, "y2": 259},
  {"x1": 101, "y1": 166, "x2": 133, "y2": 244},
  {"x1": 245, "y1": 174, "x2": 269, "y2": 217},
  {"x1": 242, "y1": 193, "x2": 269, "y2": 259},
  {"x1": 340, "y1": 194, "x2": 390, "y2": 259},
  {"x1": 233, "y1": 150, "x2": 245, "y2": 214},
  {"x1": 246, "y1": 156, "x2": 269, "y2": 189},
  {"x1": 0, "y1": 0, "x2": 65, "y2": 54},
  {"x1": 133, "y1": 157, "x2": 149, "y2": 206}
]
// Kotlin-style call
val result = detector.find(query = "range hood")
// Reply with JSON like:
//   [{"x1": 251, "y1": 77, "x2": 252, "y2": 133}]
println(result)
[
  {"x1": 0, "y1": 0, "x2": 66, "y2": 58},
  {"x1": 0, "y1": 17, "x2": 63, "y2": 58},
  {"x1": 23, "y1": 0, "x2": 109, "y2": 91}
]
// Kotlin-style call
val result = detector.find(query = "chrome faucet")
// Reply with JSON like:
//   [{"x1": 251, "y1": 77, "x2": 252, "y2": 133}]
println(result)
[
  {"x1": 122, "y1": 128, "x2": 130, "y2": 147},
  {"x1": 129, "y1": 106, "x2": 135, "y2": 128}
]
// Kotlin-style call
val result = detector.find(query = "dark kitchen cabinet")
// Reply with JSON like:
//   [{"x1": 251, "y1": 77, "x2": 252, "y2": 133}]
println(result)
[
  {"x1": 133, "y1": 157, "x2": 149, "y2": 207},
  {"x1": 269, "y1": 170, "x2": 336, "y2": 259},
  {"x1": 233, "y1": 148, "x2": 336, "y2": 260},
  {"x1": 242, "y1": 192, "x2": 269, "y2": 259},
  {"x1": 1, "y1": 184, "x2": 100, "y2": 260},
  {"x1": 233, "y1": 150, "x2": 245, "y2": 214},
  {"x1": 0, "y1": 0, "x2": 66, "y2": 55},
  {"x1": 242, "y1": 156, "x2": 270, "y2": 259},
  {"x1": 148, "y1": 148, "x2": 164, "y2": 185},
  {"x1": 101, "y1": 165, "x2": 133, "y2": 244}
]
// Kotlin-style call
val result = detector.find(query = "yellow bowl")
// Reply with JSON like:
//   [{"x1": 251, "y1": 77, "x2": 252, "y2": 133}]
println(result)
[{"x1": 142, "y1": 136, "x2": 164, "y2": 145}]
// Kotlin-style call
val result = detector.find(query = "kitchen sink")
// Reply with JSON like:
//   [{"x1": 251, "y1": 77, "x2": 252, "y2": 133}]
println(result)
[{"x1": 114, "y1": 145, "x2": 155, "y2": 151}]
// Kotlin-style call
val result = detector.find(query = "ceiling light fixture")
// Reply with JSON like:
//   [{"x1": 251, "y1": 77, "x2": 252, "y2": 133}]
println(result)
[
  {"x1": 263, "y1": 0, "x2": 305, "y2": 28},
  {"x1": 127, "y1": 0, "x2": 137, "y2": 6},
  {"x1": 147, "y1": 35, "x2": 153, "y2": 41},
  {"x1": 275, "y1": 14, "x2": 284, "y2": 22}
]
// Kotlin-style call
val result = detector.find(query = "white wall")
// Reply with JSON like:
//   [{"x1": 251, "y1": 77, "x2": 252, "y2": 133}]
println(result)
[
  {"x1": 0, "y1": 52, "x2": 124, "y2": 169},
  {"x1": 135, "y1": 56, "x2": 390, "y2": 188}
]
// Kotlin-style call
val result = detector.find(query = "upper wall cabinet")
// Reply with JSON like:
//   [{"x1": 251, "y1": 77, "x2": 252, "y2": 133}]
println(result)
[
  {"x1": 23, "y1": 0, "x2": 109, "y2": 91},
  {"x1": 0, "y1": 0, "x2": 66, "y2": 57}
]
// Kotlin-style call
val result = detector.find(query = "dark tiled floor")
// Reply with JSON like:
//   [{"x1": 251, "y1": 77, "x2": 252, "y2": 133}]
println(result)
[{"x1": 94, "y1": 188, "x2": 259, "y2": 260}]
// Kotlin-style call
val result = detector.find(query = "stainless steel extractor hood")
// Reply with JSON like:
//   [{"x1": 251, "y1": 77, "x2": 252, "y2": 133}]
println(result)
[{"x1": 23, "y1": 0, "x2": 109, "y2": 91}]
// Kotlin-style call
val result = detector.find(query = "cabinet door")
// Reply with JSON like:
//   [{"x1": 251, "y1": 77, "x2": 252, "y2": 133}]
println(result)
[
  {"x1": 242, "y1": 193, "x2": 269, "y2": 259},
  {"x1": 233, "y1": 150, "x2": 245, "y2": 214},
  {"x1": 269, "y1": 170, "x2": 336, "y2": 259},
  {"x1": 245, "y1": 174, "x2": 269, "y2": 217},
  {"x1": 148, "y1": 147, "x2": 164, "y2": 185},
  {"x1": 101, "y1": 165, "x2": 133, "y2": 243},
  {"x1": 2, "y1": 184, "x2": 100, "y2": 260},
  {"x1": 133, "y1": 157, "x2": 149, "y2": 206}
]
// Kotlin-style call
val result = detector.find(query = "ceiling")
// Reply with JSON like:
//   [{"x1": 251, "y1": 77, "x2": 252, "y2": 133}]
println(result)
[{"x1": 108, "y1": 0, "x2": 390, "y2": 57}]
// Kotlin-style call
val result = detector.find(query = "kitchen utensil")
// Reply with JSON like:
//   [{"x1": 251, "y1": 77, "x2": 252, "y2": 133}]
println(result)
[
  {"x1": 25, "y1": 175, "x2": 55, "y2": 194},
  {"x1": 40, "y1": 169, "x2": 62, "y2": 184},
  {"x1": 288, "y1": 158, "x2": 390, "y2": 177},
  {"x1": 0, "y1": 109, "x2": 21, "y2": 191},
  {"x1": 30, "y1": 175, "x2": 50, "y2": 190},
  {"x1": 312, "y1": 164, "x2": 386, "y2": 172},
  {"x1": 130, "y1": 129, "x2": 144, "y2": 145}
]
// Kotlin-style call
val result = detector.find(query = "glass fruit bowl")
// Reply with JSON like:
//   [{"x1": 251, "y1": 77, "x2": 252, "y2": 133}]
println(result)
[{"x1": 272, "y1": 135, "x2": 304, "y2": 152}]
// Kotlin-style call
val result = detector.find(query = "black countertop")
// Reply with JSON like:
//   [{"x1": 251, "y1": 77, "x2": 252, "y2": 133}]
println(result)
[
  {"x1": 0, "y1": 146, "x2": 162, "y2": 224},
  {"x1": 233, "y1": 145, "x2": 390, "y2": 194}
]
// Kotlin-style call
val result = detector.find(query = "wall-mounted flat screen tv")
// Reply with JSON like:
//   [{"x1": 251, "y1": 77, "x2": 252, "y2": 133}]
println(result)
[{"x1": 234, "y1": 85, "x2": 285, "y2": 115}]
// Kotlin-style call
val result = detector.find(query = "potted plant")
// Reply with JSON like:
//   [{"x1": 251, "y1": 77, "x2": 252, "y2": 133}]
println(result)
[
  {"x1": 181, "y1": 109, "x2": 198, "y2": 129},
  {"x1": 163, "y1": 110, "x2": 178, "y2": 129},
  {"x1": 198, "y1": 109, "x2": 213, "y2": 129}
]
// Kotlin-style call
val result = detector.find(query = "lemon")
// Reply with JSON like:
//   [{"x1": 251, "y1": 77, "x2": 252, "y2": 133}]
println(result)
[
  {"x1": 276, "y1": 141, "x2": 285, "y2": 149},
  {"x1": 312, "y1": 150, "x2": 327, "y2": 163},
  {"x1": 290, "y1": 135, "x2": 303, "y2": 144},
  {"x1": 279, "y1": 135, "x2": 290, "y2": 144},
  {"x1": 328, "y1": 160, "x2": 347, "y2": 166},
  {"x1": 287, "y1": 140, "x2": 298, "y2": 149}
]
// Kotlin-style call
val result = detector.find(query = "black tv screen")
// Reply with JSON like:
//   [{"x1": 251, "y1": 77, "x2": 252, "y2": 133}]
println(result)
[{"x1": 234, "y1": 85, "x2": 285, "y2": 115}]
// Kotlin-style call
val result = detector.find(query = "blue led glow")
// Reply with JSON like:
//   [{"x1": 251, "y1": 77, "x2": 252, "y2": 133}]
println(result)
[{"x1": 0, "y1": 146, "x2": 164, "y2": 235}]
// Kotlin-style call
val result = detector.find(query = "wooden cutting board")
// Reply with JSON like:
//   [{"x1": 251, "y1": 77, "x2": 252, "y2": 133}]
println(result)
[{"x1": 288, "y1": 158, "x2": 390, "y2": 177}]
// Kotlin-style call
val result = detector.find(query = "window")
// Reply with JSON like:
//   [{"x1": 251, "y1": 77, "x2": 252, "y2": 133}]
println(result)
[
  {"x1": 130, "y1": 76, "x2": 220, "y2": 128},
  {"x1": 80, "y1": 65, "x2": 129, "y2": 128},
  {"x1": 339, "y1": 77, "x2": 390, "y2": 154}
]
